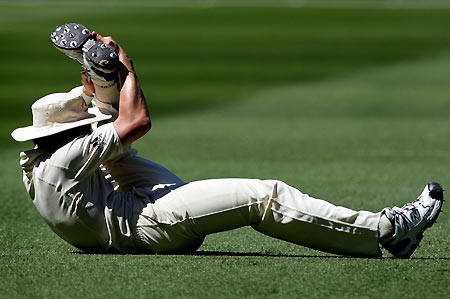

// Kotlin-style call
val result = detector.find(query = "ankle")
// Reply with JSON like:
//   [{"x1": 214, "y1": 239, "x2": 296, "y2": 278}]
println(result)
[
  {"x1": 378, "y1": 213, "x2": 394, "y2": 244},
  {"x1": 92, "y1": 79, "x2": 119, "y2": 110}
]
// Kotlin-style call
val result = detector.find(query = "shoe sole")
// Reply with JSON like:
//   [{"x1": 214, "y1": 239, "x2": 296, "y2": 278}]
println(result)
[
  {"x1": 84, "y1": 41, "x2": 119, "y2": 71},
  {"x1": 51, "y1": 23, "x2": 92, "y2": 51},
  {"x1": 51, "y1": 23, "x2": 119, "y2": 81}
]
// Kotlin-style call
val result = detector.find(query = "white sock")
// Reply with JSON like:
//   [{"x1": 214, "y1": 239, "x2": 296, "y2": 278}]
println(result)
[
  {"x1": 378, "y1": 214, "x2": 394, "y2": 244},
  {"x1": 92, "y1": 79, "x2": 120, "y2": 111}
]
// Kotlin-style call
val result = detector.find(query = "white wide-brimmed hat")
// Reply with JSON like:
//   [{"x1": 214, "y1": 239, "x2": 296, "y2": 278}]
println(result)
[{"x1": 11, "y1": 88, "x2": 112, "y2": 142}]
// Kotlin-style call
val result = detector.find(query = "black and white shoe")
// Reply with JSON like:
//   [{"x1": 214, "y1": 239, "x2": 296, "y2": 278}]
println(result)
[
  {"x1": 381, "y1": 182, "x2": 444, "y2": 258},
  {"x1": 51, "y1": 23, "x2": 119, "y2": 82}
]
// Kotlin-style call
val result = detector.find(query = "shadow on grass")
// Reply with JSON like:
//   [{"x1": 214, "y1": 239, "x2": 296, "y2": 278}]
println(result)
[{"x1": 70, "y1": 250, "x2": 450, "y2": 260}]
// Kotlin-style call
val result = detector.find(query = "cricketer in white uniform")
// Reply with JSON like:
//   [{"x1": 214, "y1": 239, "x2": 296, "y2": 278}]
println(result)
[{"x1": 11, "y1": 32, "x2": 443, "y2": 258}]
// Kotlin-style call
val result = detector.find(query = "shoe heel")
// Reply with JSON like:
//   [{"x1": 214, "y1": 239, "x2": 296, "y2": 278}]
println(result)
[
  {"x1": 83, "y1": 41, "x2": 119, "y2": 82},
  {"x1": 84, "y1": 41, "x2": 118, "y2": 71}
]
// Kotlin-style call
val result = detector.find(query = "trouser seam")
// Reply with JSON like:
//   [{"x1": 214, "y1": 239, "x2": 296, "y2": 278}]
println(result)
[
  {"x1": 188, "y1": 200, "x2": 266, "y2": 220},
  {"x1": 270, "y1": 197, "x2": 379, "y2": 232}
]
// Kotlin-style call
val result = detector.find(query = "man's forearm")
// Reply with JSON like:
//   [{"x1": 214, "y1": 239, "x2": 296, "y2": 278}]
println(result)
[
  {"x1": 114, "y1": 63, "x2": 151, "y2": 147},
  {"x1": 91, "y1": 32, "x2": 151, "y2": 146}
]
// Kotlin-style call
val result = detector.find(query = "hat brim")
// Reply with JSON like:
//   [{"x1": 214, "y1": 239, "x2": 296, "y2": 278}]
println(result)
[{"x1": 11, "y1": 107, "x2": 112, "y2": 142}]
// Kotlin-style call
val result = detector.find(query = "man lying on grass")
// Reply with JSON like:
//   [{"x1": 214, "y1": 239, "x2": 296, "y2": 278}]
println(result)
[{"x1": 11, "y1": 24, "x2": 443, "y2": 258}]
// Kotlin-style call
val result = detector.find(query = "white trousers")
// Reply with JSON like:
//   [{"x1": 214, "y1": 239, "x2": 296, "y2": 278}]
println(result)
[{"x1": 103, "y1": 153, "x2": 382, "y2": 257}]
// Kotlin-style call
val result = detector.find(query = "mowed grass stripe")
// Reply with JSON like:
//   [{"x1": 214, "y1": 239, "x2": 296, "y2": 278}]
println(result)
[
  {"x1": 141, "y1": 51, "x2": 450, "y2": 207},
  {"x1": 2, "y1": 6, "x2": 450, "y2": 127}
]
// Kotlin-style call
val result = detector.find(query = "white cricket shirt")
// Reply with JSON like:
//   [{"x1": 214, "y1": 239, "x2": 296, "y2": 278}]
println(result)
[{"x1": 20, "y1": 123, "x2": 146, "y2": 252}]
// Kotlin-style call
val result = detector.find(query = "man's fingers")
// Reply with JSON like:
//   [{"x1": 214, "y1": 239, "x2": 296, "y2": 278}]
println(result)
[
  {"x1": 92, "y1": 31, "x2": 108, "y2": 43},
  {"x1": 92, "y1": 31, "x2": 101, "y2": 40},
  {"x1": 92, "y1": 31, "x2": 119, "y2": 52},
  {"x1": 81, "y1": 71, "x2": 95, "y2": 97},
  {"x1": 81, "y1": 71, "x2": 89, "y2": 83}
]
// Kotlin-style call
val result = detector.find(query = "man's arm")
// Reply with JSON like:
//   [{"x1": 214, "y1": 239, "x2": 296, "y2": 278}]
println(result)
[{"x1": 93, "y1": 32, "x2": 151, "y2": 147}]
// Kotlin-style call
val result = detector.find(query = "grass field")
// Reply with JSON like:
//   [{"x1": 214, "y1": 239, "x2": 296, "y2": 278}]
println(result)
[{"x1": 1, "y1": 2, "x2": 450, "y2": 298}]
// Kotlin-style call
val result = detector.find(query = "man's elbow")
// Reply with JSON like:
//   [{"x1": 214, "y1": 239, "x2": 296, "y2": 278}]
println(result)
[
  {"x1": 132, "y1": 114, "x2": 151, "y2": 137},
  {"x1": 139, "y1": 116, "x2": 152, "y2": 134},
  {"x1": 113, "y1": 113, "x2": 151, "y2": 147}
]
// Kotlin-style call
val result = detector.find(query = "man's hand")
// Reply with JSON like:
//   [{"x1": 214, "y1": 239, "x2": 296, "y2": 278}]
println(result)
[
  {"x1": 81, "y1": 71, "x2": 95, "y2": 97},
  {"x1": 92, "y1": 32, "x2": 134, "y2": 70}
]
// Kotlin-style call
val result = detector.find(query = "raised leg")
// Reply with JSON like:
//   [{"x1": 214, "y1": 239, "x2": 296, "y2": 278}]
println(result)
[{"x1": 135, "y1": 179, "x2": 381, "y2": 256}]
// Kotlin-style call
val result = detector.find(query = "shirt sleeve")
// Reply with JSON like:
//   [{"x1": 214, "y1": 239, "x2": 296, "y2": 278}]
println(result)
[
  {"x1": 68, "y1": 123, "x2": 124, "y2": 181},
  {"x1": 82, "y1": 91, "x2": 94, "y2": 106}
]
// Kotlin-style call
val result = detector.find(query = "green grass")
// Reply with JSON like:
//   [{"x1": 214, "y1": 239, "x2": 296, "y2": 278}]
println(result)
[{"x1": 1, "y1": 2, "x2": 450, "y2": 298}]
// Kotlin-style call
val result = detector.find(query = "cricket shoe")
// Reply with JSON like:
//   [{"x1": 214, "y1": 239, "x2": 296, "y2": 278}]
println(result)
[
  {"x1": 381, "y1": 182, "x2": 444, "y2": 258},
  {"x1": 50, "y1": 23, "x2": 119, "y2": 82}
]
